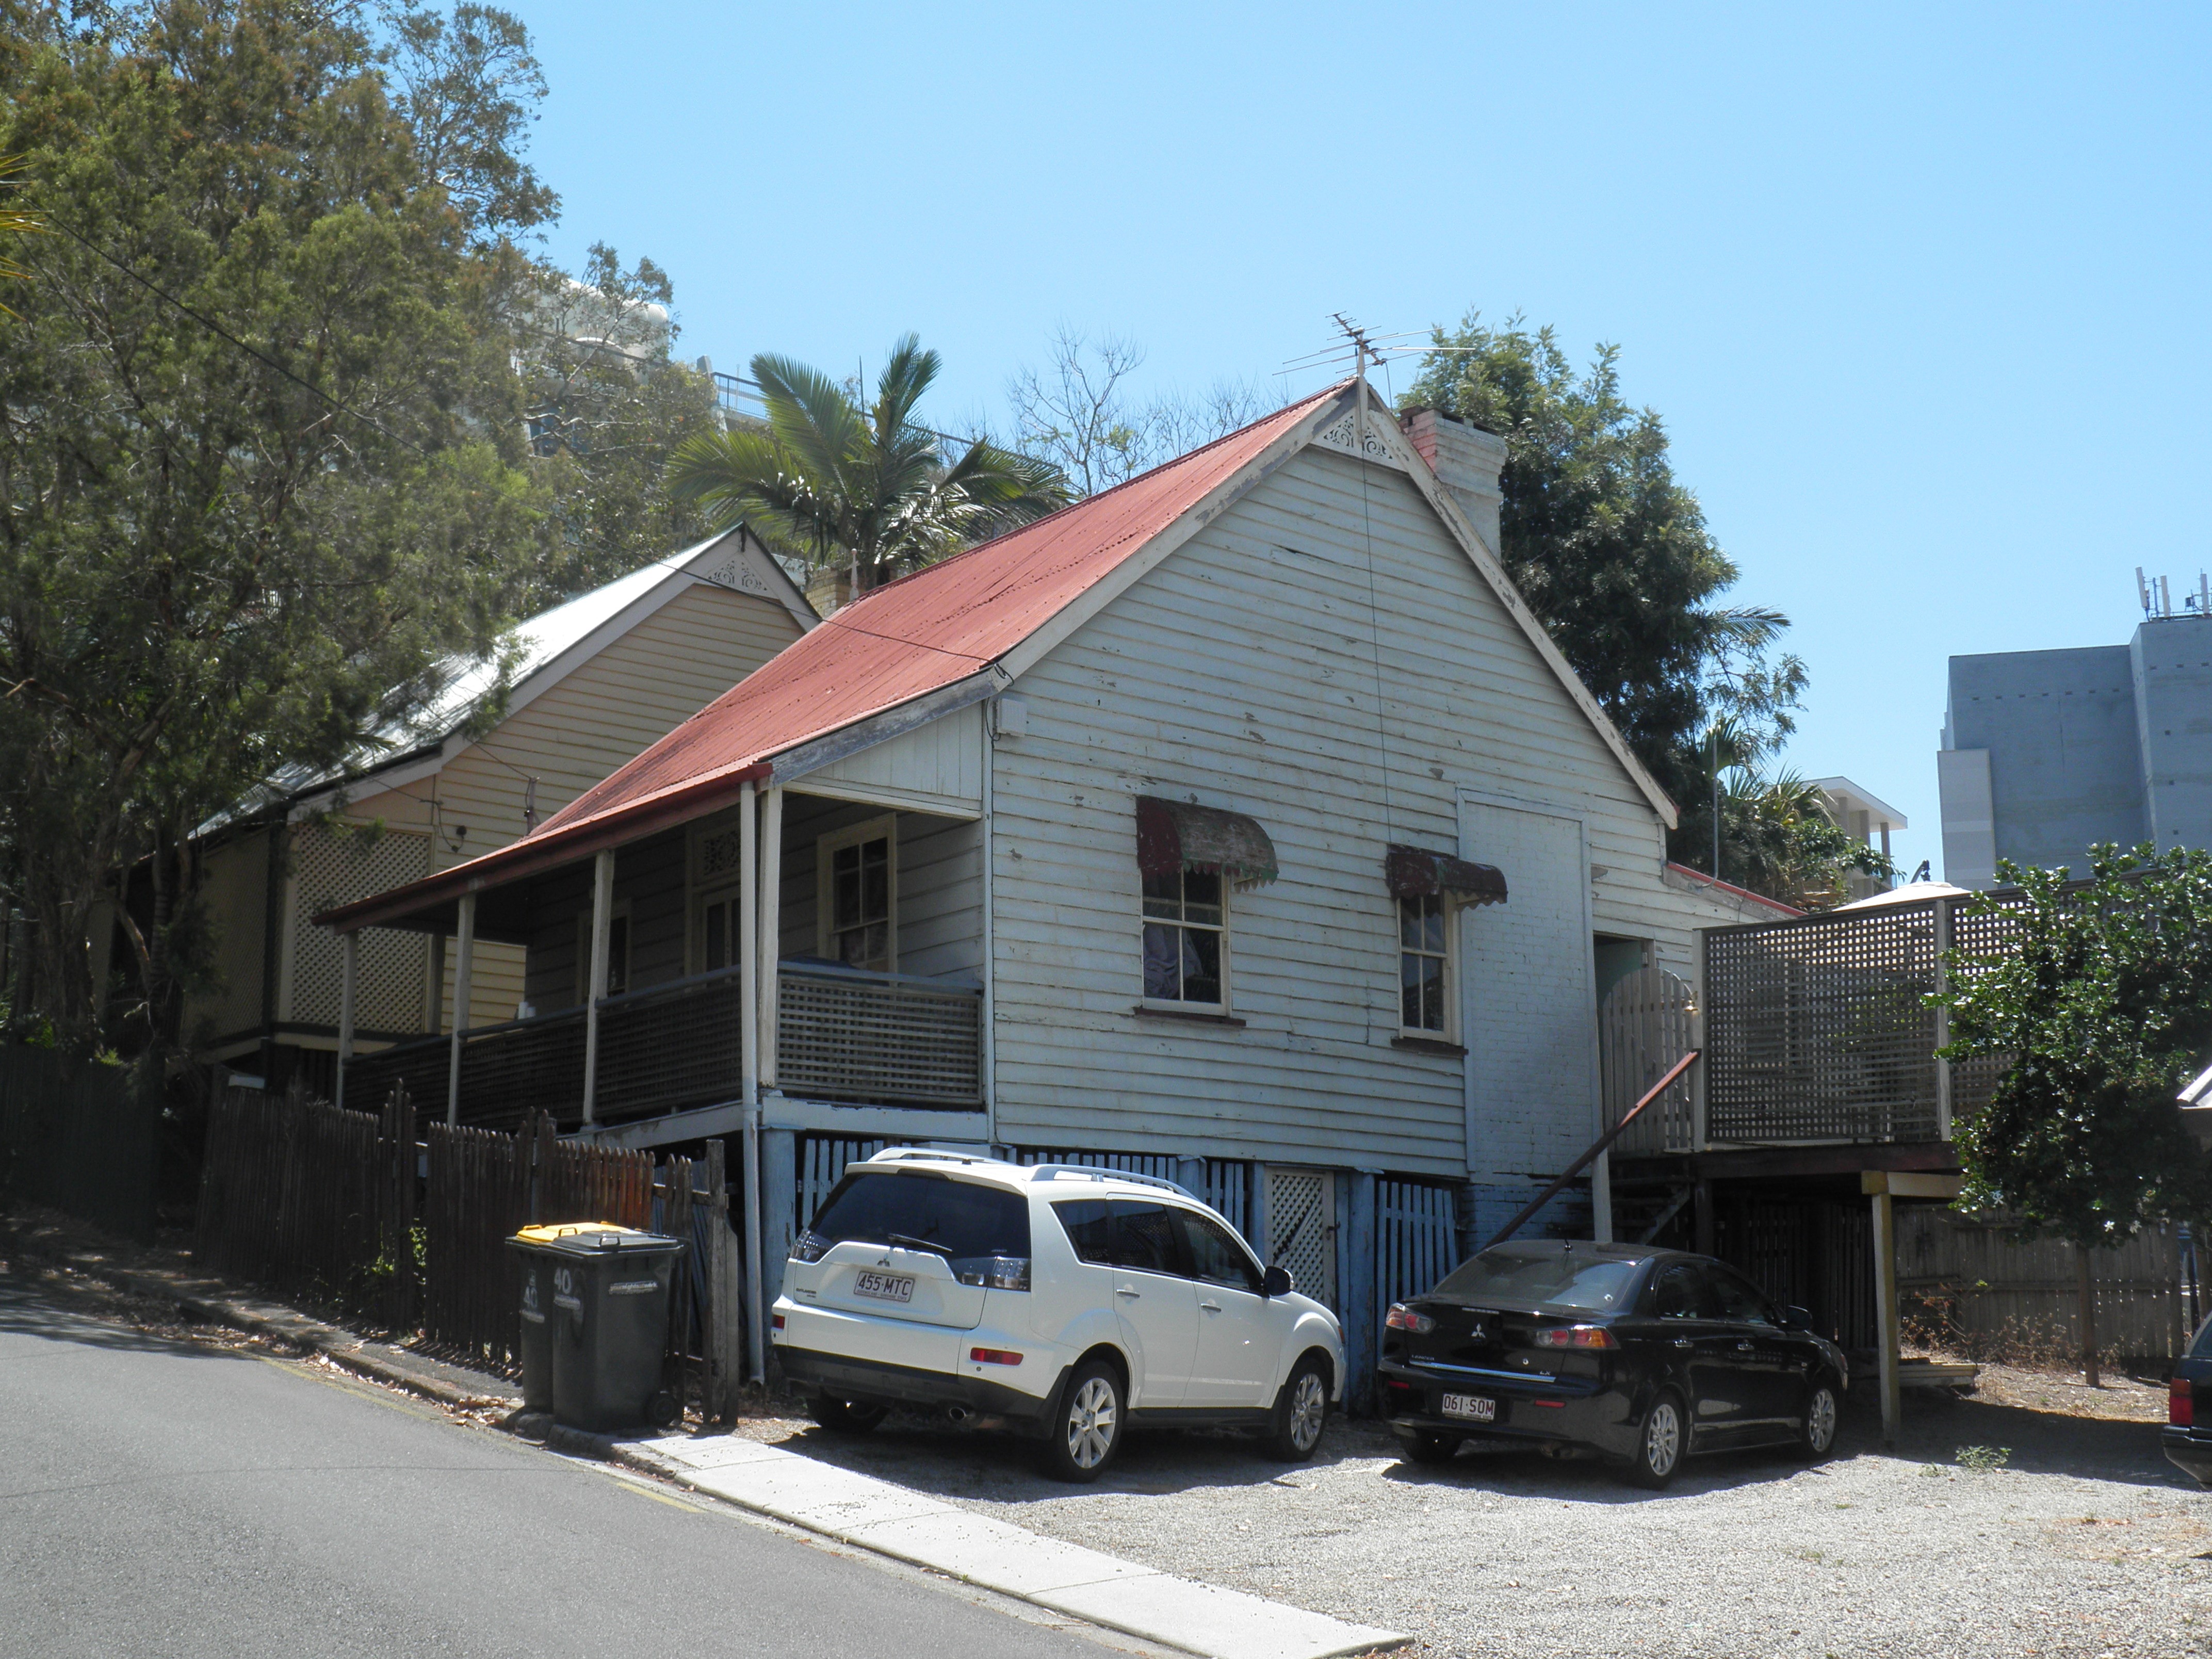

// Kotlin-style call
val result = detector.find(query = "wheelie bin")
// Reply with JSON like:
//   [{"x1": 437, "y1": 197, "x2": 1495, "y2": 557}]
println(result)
[
  {"x1": 508, "y1": 1223, "x2": 628, "y2": 1413},
  {"x1": 541, "y1": 1225, "x2": 685, "y2": 1433}
]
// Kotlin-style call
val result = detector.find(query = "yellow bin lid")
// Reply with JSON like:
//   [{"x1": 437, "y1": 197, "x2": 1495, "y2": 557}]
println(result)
[{"x1": 514, "y1": 1222, "x2": 635, "y2": 1244}]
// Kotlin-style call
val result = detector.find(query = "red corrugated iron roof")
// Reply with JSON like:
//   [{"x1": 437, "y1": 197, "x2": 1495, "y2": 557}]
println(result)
[
  {"x1": 323, "y1": 383, "x2": 1342, "y2": 929},
  {"x1": 535, "y1": 383, "x2": 1342, "y2": 843}
]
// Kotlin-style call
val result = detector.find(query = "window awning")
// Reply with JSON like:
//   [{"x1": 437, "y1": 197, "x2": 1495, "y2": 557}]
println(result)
[
  {"x1": 1136, "y1": 796, "x2": 1280, "y2": 889},
  {"x1": 1386, "y1": 844, "x2": 1508, "y2": 906}
]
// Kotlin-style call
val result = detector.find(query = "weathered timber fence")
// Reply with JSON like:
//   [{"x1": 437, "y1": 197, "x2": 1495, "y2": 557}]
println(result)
[
  {"x1": 196, "y1": 1086, "x2": 387, "y2": 1306},
  {"x1": 1899, "y1": 1208, "x2": 2187, "y2": 1361},
  {"x1": 1599, "y1": 967, "x2": 1698, "y2": 1154},
  {"x1": 0, "y1": 1045, "x2": 161, "y2": 1240},
  {"x1": 195, "y1": 1089, "x2": 745, "y2": 1414}
]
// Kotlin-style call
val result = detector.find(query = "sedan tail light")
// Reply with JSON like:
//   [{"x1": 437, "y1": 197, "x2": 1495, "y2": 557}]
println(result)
[
  {"x1": 1386, "y1": 1303, "x2": 1436, "y2": 1335},
  {"x1": 2174, "y1": 1376, "x2": 2195, "y2": 1428},
  {"x1": 1533, "y1": 1325, "x2": 1617, "y2": 1350}
]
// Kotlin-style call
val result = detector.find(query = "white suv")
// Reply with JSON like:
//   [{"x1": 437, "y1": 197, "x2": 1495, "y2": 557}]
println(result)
[{"x1": 770, "y1": 1150, "x2": 1345, "y2": 1481}]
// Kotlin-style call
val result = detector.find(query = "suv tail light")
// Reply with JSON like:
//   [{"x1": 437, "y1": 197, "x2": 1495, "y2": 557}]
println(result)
[
  {"x1": 2174, "y1": 1376, "x2": 2195, "y2": 1427},
  {"x1": 1533, "y1": 1325, "x2": 1617, "y2": 1350},
  {"x1": 792, "y1": 1230, "x2": 830, "y2": 1263},
  {"x1": 952, "y1": 1255, "x2": 1031, "y2": 1291},
  {"x1": 1386, "y1": 1303, "x2": 1436, "y2": 1335}
]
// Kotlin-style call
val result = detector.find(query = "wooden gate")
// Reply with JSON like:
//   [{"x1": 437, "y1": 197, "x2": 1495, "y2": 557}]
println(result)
[{"x1": 1600, "y1": 966, "x2": 1698, "y2": 1154}]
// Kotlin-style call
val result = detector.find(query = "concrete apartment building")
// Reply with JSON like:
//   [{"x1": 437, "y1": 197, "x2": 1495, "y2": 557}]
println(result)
[{"x1": 1938, "y1": 601, "x2": 2212, "y2": 887}]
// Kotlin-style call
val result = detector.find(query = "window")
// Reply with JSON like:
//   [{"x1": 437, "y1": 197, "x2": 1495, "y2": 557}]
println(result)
[
  {"x1": 817, "y1": 816, "x2": 895, "y2": 972},
  {"x1": 1174, "y1": 1210, "x2": 1264, "y2": 1294},
  {"x1": 698, "y1": 892, "x2": 741, "y2": 973},
  {"x1": 1053, "y1": 1199, "x2": 1116, "y2": 1265},
  {"x1": 1050, "y1": 1197, "x2": 1190, "y2": 1275},
  {"x1": 1400, "y1": 892, "x2": 1452, "y2": 1034},
  {"x1": 1649, "y1": 1264, "x2": 1713, "y2": 1321},
  {"x1": 1432, "y1": 1242, "x2": 1640, "y2": 1312},
  {"x1": 1706, "y1": 1267, "x2": 1779, "y2": 1327},
  {"x1": 1113, "y1": 1200, "x2": 1185, "y2": 1275},
  {"x1": 574, "y1": 907, "x2": 630, "y2": 1004},
  {"x1": 803, "y1": 1172, "x2": 1030, "y2": 1261},
  {"x1": 1142, "y1": 867, "x2": 1226, "y2": 1006}
]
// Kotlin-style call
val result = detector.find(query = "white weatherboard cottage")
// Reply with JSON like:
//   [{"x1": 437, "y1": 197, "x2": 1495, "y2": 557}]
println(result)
[{"x1": 324, "y1": 376, "x2": 1741, "y2": 1392}]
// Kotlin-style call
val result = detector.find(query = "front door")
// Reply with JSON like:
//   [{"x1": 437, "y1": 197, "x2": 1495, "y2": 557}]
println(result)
[
  {"x1": 1108, "y1": 1200, "x2": 1197, "y2": 1409},
  {"x1": 1174, "y1": 1208, "x2": 1277, "y2": 1407},
  {"x1": 1648, "y1": 1262, "x2": 1756, "y2": 1446}
]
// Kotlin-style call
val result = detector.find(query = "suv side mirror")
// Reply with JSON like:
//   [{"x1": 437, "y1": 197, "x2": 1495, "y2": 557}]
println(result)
[
  {"x1": 1781, "y1": 1305, "x2": 1813, "y2": 1330},
  {"x1": 1263, "y1": 1264, "x2": 1294, "y2": 1298}
]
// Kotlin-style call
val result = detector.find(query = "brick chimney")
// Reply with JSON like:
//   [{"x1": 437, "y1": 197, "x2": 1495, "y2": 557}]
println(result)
[{"x1": 1399, "y1": 409, "x2": 1507, "y2": 556}]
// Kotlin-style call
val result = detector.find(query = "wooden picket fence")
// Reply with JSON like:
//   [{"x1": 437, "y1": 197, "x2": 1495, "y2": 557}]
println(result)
[
  {"x1": 194, "y1": 1084, "x2": 412, "y2": 1314},
  {"x1": 194, "y1": 1087, "x2": 745, "y2": 1419}
]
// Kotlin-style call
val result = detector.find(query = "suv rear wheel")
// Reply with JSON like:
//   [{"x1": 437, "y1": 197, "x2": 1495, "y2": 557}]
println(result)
[
  {"x1": 807, "y1": 1393, "x2": 886, "y2": 1434},
  {"x1": 1039, "y1": 1358, "x2": 1124, "y2": 1483}
]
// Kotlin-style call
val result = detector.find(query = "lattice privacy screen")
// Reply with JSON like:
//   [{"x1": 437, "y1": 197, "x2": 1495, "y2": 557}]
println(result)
[
  {"x1": 1704, "y1": 900, "x2": 1943, "y2": 1144},
  {"x1": 1267, "y1": 1167, "x2": 1336, "y2": 1310},
  {"x1": 290, "y1": 825, "x2": 429, "y2": 1033}
]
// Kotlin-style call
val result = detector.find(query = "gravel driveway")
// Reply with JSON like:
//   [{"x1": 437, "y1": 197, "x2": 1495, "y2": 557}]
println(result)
[{"x1": 735, "y1": 1386, "x2": 2210, "y2": 1658}]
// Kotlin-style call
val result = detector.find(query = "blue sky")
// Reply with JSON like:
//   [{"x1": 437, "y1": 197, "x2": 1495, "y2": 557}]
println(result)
[{"x1": 517, "y1": 2, "x2": 2207, "y2": 882}]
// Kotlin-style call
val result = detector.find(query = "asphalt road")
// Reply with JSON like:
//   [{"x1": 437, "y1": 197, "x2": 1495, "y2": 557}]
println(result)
[{"x1": 0, "y1": 1273, "x2": 1105, "y2": 1659}]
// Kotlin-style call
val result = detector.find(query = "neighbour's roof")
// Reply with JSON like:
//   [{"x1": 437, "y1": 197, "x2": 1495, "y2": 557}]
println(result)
[
  {"x1": 210, "y1": 529, "x2": 809, "y2": 832},
  {"x1": 1833, "y1": 880, "x2": 1971, "y2": 912}
]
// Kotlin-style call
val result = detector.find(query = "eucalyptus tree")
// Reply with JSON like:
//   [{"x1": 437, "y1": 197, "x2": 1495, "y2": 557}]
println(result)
[
  {"x1": 668, "y1": 336, "x2": 1071, "y2": 596},
  {"x1": 0, "y1": 0, "x2": 550, "y2": 1045}
]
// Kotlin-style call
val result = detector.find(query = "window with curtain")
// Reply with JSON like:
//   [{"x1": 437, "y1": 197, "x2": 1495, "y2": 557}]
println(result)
[{"x1": 1142, "y1": 866, "x2": 1226, "y2": 1006}]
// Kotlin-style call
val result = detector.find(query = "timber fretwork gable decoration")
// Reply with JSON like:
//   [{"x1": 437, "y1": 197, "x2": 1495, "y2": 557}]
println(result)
[{"x1": 1310, "y1": 407, "x2": 1409, "y2": 472}]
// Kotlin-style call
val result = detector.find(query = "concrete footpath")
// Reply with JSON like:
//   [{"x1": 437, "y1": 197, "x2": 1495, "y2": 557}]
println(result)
[{"x1": 1, "y1": 1212, "x2": 1403, "y2": 1659}]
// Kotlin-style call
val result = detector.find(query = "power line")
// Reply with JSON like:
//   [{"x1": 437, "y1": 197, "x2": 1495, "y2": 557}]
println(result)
[{"x1": 38, "y1": 215, "x2": 431, "y2": 456}]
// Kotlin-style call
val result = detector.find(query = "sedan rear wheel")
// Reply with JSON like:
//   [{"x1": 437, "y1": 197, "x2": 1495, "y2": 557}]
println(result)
[
  {"x1": 1039, "y1": 1359, "x2": 1124, "y2": 1483},
  {"x1": 1398, "y1": 1430, "x2": 1461, "y2": 1467},
  {"x1": 1628, "y1": 1390, "x2": 1686, "y2": 1489}
]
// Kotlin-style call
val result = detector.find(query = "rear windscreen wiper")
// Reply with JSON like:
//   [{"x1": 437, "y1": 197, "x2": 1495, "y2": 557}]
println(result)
[{"x1": 884, "y1": 1232, "x2": 952, "y2": 1258}]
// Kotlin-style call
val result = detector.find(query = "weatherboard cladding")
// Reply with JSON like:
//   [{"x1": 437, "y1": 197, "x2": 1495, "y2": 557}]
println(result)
[{"x1": 986, "y1": 441, "x2": 1682, "y2": 1177}]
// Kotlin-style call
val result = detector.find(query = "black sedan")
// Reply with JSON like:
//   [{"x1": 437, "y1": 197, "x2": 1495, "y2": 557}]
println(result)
[
  {"x1": 2162, "y1": 1315, "x2": 2212, "y2": 1486},
  {"x1": 1377, "y1": 1241, "x2": 1849, "y2": 1487}
]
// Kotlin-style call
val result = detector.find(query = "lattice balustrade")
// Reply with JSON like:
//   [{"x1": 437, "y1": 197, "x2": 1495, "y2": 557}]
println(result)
[
  {"x1": 1945, "y1": 894, "x2": 2029, "y2": 1121},
  {"x1": 1266, "y1": 1166, "x2": 1336, "y2": 1309},
  {"x1": 776, "y1": 966, "x2": 982, "y2": 1107}
]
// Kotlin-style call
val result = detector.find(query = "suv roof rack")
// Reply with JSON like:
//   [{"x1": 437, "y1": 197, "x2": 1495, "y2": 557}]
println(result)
[
  {"x1": 865, "y1": 1147, "x2": 996, "y2": 1168},
  {"x1": 1026, "y1": 1163, "x2": 1195, "y2": 1200}
]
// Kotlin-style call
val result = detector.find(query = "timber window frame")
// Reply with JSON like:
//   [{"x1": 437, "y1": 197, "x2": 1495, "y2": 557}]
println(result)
[
  {"x1": 1140, "y1": 865, "x2": 1231, "y2": 1012},
  {"x1": 816, "y1": 814, "x2": 897, "y2": 972},
  {"x1": 574, "y1": 901, "x2": 632, "y2": 1006},
  {"x1": 1397, "y1": 890, "x2": 1457, "y2": 1040}
]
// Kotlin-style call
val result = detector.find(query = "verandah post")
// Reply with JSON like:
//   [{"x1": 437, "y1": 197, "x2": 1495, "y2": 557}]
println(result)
[
  {"x1": 739, "y1": 778, "x2": 765, "y2": 1385},
  {"x1": 335, "y1": 930, "x2": 357, "y2": 1112},
  {"x1": 580, "y1": 850, "x2": 614, "y2": 1127},
  {"x1": 445, "y1": 892, "x2": 475, "y2": 1128}
]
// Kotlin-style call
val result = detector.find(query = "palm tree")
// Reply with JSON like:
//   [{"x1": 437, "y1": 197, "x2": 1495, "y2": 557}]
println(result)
[
  {"x1": 667, "y1": 335, "x2": 1070, "y2": 598},
  {"x1": 0, "y1": 155, "x2": 44, "y2": 317}
]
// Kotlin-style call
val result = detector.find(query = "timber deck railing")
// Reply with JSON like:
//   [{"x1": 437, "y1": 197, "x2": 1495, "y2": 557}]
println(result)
[
  {"x1": 1697, "y1": 890, "x2": 2023, "y2": 1147},
  {"x1": 346, "y1": 961, "x2": 982, "y2": 1130}
]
